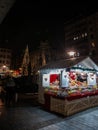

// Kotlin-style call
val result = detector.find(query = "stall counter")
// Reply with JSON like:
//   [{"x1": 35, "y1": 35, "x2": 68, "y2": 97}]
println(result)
[{"x1": 44, "y1": 90, "x2": 98, "y2": 116}]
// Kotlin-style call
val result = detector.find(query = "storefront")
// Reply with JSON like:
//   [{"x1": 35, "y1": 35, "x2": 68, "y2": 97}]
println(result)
[{"x1": 38, "y1": 57, "x2": 98, "y2": 116}]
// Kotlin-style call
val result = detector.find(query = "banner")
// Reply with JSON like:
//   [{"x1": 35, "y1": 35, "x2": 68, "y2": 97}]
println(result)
[
  {"x1": 61, "y1": 71, "x2": 69, "y2": 87},
  {"x1": 42, "y1": 74, "x2": 49, "y2": 87}
]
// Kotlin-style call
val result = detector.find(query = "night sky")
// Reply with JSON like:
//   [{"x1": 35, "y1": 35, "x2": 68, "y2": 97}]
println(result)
[{"x1": 0, "y1": 0, "x2": 98, "y2": 54}]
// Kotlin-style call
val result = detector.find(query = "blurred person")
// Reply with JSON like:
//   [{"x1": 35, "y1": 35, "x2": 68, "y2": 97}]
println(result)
[
  {"x1": 0, "y1": 76, "x2": 6, "y2": 104},
  {"x1": 5, "y1": 76, "x2": 16, "y2": 106},
  {"x1": 0, "y1": 86, "x2": 6, "y2": 103}
]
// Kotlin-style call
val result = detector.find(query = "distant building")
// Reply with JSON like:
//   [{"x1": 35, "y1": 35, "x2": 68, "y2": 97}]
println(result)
[
  {"x1": 0, "y1": 48, "x2": 12, "y2": 73},
  {"x1": 64, "y1": 12, "x2": 98, "y2": 59}
]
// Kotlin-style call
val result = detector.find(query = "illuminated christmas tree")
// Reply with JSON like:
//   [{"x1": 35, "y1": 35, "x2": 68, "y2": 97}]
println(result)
[{"x1": 21, "y1": 45, "x2": 30, "y2": 76}]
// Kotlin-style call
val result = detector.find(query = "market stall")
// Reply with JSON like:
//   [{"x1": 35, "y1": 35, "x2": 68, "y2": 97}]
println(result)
[{"x1": 38, "y1": 57, "x2": 98, "y2": 116}]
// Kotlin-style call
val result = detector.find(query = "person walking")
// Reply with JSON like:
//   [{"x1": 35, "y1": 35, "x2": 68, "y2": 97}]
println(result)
[
  {"x1": 0, "y1": 76, "x2": 6, "y2": 104},
  {"x1": 5, "y1": 76, "x2": 16, "y2": 106}
]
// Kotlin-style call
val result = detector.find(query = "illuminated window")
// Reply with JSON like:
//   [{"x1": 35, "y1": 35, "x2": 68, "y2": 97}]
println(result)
[
  {"x1": 85, "y1": 33, "x2": 87, "y2": 36},
  {"x1": 73, "y1": 36, "x2": 78, "y2": 40},
  {"x1": 82, "y1": 34, "x2": 84, "y2": 37},
  {"x1": 92, "y1": 42, "x2": 95, "y2": 47},
  {"x1": 76, "y1": 36, "x2": 78, "y2": 39},
  {"x1": 73, "y1": 37, "x2": 76, "y2": 40}
]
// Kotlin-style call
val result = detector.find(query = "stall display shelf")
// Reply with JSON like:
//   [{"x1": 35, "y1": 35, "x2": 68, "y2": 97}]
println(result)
[
  {"x1": 43, "y1": 87, "x2": 98, "y2": 116},
  {"x1": 50, "y1": 94, "x2": 98, "y2": 116}
]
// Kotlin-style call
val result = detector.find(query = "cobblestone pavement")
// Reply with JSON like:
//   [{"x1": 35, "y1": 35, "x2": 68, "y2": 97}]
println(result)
[{"x1": 0, "y1": 94, "x2": 98, "y2": 130}]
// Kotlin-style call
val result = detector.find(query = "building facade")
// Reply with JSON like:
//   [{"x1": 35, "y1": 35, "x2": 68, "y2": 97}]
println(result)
[
  {"x1": 64, "y1": 12, "x2": 98, "y2": 59},
  {"x1": 0, "y1": 48, "x2": 12, "y2": 73},
  {"x1": 31, "y1": 42, "x2": 51, "y2": 74},
  {"x1": 30, "y1": 42, "x2": 58, "y2": 76}
]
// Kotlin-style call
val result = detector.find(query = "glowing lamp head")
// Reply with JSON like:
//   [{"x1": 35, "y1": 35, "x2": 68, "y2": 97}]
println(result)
[{"x1": 68, "y1": 51, "x2": 75, "y2": 56}]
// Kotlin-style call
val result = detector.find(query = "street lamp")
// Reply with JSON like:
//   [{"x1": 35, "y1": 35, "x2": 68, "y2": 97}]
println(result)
[
  {"x1": 2, "y1": 65, "x2": 7, "y2": 72},
  {"x1": 68, "y1": 51, "x2": 75, "y2": 58}
]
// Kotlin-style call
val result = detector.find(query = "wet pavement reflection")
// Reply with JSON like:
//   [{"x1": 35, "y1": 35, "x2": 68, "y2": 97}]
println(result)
[
  {"x1": 0, "y1": 94, "x2": 63, "y2": 130},
  {"x1": 0, "y1": 94, "x2": 98, "y2": 130}
]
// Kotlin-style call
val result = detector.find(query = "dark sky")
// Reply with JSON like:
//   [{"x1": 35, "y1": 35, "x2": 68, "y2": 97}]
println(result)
[{"x1": 0, "y1": 0, "x2": 98, "y2": 54}]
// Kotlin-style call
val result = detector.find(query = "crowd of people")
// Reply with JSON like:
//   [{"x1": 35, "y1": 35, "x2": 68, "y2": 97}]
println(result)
[
  {"x1": 0, "y1": 75, "x2": 16, "y2": 106},
  {"x1": 0, "y1": 75, "x2": 39, "y2": 107}
]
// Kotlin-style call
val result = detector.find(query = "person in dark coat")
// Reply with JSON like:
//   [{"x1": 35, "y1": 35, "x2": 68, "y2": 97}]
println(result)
[
  {"x1": 5, "y1": 76, "x2": 16, "y2": 106},
  {"x1": 0, "y1": 76, "x2": 6, "y2": 104}
]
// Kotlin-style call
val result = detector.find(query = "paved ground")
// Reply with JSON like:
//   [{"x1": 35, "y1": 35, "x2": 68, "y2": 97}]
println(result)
[{"x1": 0, "y1": 94, "x2": 98, "y2": 130}]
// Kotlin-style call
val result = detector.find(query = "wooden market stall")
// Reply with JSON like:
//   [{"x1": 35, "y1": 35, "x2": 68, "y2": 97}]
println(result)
[{"x1": 38, "y1": 57, "x2": 98, "y2": 116}]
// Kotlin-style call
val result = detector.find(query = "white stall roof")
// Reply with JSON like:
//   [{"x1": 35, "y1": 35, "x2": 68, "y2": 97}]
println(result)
[
  {"x1": 40, "y1": 57, "x2": 98, "y2": 71},
  {"x1": 74, "y1": 57, "x2": 98, "y2": 71}
]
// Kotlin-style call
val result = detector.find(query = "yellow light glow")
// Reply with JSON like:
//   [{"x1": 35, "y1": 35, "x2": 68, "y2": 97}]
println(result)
[
  {"x1": 68, "y1": 51, "x2": 75, "y2": 56},
  {"x1": 3, "y1": 65, "x2": 6, "y2": 68}
]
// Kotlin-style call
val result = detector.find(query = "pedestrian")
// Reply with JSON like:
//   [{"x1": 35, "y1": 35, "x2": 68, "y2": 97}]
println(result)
[
  {"x1": 0, "y1": 76, "x2": 6, "y2": 104},
  {"x1": 0, "y1": 86, "x2": 6, "y2": 103},
  {"x1": 5, "y1": 76, "x2": 16, "y2": 106}
]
